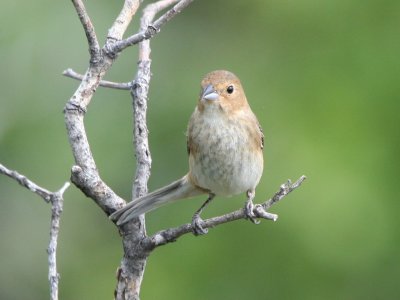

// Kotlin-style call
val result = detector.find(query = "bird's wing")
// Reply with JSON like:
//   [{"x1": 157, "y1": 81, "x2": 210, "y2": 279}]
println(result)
[{"x1": 258, "y1": 123, "x2": 264, "y2": 150}]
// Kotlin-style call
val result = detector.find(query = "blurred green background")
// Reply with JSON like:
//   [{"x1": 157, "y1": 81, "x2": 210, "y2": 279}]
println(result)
[{"x1": 1, "y1": 0, "x2": 399, "y2": 299}]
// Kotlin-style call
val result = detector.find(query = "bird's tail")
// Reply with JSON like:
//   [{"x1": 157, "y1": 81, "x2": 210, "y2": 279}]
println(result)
[{"x1": 109, "y1": 175, "x2": 205, "y2": 225}]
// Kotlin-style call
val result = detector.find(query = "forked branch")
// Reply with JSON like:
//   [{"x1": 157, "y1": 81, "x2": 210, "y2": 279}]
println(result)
[{"x1": 0, "y1": 163, "x2": 69, "y2": 300}]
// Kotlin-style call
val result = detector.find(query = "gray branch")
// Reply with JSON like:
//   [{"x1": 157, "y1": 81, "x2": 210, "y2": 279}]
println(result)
[
  {"x1": 114, "y1": 1, "x2": 181, "y2": 299},
  {"x1": 107, "y1": 0, "x2": 194, "y2": 54},
  {"x1": 62, "y1": 68, "x2": 132, "y2": 90},
  {"x1": 71, "y1": 0, "x2": 100, "y2": 62},
  {"x1": 65, "y1": 1, "x2": 196, "y2": 299},
  {"x1": 48, "y1": 182, "x2": 70, "y2": 300},
  {"x1": 0, "y1": 163, "x2": 70, "y2": 300},
  {"x1": 64, "y1": 0, "x2": 191, "y2": 214},
  {"x1": 143, "y1": 176, "x2": 307, "y2": 249},
  {"x1": 0, "y1": 163, "x2": 53, "y2": 202},
  {"x1": 64, "y1": 0, "x2": 143, "y2": 215}
]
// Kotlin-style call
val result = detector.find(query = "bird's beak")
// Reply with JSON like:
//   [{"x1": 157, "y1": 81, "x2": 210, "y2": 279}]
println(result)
[{"x1": 201, "y1": 84, "x2": 219, "y2": 101}]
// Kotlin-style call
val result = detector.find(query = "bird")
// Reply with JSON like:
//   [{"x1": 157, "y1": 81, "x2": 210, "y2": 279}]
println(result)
[{"x1": 110, "y1": 70, "x2": 264, "y2": 235}]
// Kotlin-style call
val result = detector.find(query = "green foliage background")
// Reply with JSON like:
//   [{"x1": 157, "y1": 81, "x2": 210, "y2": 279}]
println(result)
[{"x1": 1, "y1": 0, "x2": 399, "y2": 299}]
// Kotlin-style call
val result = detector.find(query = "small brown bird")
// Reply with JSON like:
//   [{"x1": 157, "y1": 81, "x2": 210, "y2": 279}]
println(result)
[{"x1": 110, "y1": 70, "x2": 264, "y2": 235}]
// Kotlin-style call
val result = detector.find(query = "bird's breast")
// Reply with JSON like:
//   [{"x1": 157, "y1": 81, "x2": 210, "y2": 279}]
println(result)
[{"x1": 188, "y1": 111, "x2": 263, "y2": 196}]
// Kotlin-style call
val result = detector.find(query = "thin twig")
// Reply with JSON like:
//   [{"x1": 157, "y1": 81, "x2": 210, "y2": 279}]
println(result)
[
  {"x1": 0, "y1": 163, "x2": 70, "y2": 300},
  {"x1": 262, "y1": 176, "x2": 307, "y2": 210},
  {"x1": 138, "y1": 0, "x2": 180, "y2": 60},
  {"x1": 0, "y1": 163, "x2": 53, "y2": 202},
  {"x1": 110, "y1": 0, "x2": 194, "y2": 54},
  {"x1": 62, "y1": 68, "x2": 132, "y2": 90},
  {"x1": 143, "y1": 176, "x2": 307, "y2": 249},
  {"x1": 48, "y1": 182, "x2": 70, "y2": 300},
  {"x1": 71, "y1": 0, "x2": 100, "y2": 62}
]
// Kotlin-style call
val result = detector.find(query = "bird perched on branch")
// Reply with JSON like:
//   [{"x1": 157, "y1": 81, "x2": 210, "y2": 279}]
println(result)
[{"x1": 110, "y1": 70, "x2": 264, "y2": 235}]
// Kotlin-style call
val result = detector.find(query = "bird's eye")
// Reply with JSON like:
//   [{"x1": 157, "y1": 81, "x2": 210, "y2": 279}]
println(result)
[{"x1": 226, "y1": 85, "x2": 234, "y2": 94}]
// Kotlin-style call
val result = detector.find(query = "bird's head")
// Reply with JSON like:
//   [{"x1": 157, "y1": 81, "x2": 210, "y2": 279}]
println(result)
[{"x1": 197, "y1": 70, "x2": 249, "y2": 114}]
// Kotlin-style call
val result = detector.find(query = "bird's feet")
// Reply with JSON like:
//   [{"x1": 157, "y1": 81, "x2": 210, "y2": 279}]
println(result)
[
  {"x1": 244, "y1": 197, "x2": 260, "y2": 225},
  {"x1": 191, "y1": 213, "x2": 208, "y2": 236}
]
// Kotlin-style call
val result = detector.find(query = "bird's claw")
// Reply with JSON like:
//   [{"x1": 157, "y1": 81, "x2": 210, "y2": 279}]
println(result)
[
  {"x1": 191, "y1": 213, "x2": 208, "y2": 236},
  {"x1": 244, "y1": 200, "x2": 260, "y2": 224}
]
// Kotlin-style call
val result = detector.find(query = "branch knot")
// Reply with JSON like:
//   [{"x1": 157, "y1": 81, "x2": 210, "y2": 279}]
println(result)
[
  {"x1": 146, "y1": 24, "x2": 159, "y2": 36},
  {"x1": 103, "y1": 41, "x2": 120, "y2": 59},
  {"x1": 64, "y1": 101, "x2": 87, "y2": 114}
]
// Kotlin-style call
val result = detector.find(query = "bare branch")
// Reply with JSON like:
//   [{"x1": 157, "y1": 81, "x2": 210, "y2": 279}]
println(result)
[
  {"x1": 62, "y1": 68, "x2": 132, "y2": 90},
  {"x1": 0, "y1": 163, "x2": 70, "y2": 300},
  {"x1": 0, "y1": 163, "x2": 53, "y2": 202},
  {"x1": 114, "y1": 2, "x2": 183, "y2": 299},
  {"x1": 64, "y1": 2, "x2": 143, "y2": 215},
  {"x1": 71, "y1": 0, "x2": 100, "y2": 62},
  {"x1": 143, "y1": 176, "x2": 307, "y2": 249},
  {"x1": 262, "y1": 176, "x2": 307, "y2": 210},
  {"x1": 138, "y1": 0, "x2": 180, "y2": 60},
  {"x1": 131, "y1": 0, "x2": 182, "y2": 201},
  {"x1": 107, "y1": 0, "x2": 141, "y2": 42},
  {"x1": 48, "y1": 182, "x2": 70, "y2": 300},
  {"x1": 110, "y1": 0, "x2": 194, "y2": 54}
]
